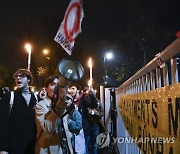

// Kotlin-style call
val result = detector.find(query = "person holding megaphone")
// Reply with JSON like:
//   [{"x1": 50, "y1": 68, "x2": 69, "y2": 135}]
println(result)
[
  {"x1": 35, "y1": 59, "x2": 85, "y2": 154},
  {"x1": 35, "y1": 76, "x2": 73, "y2": 154}
]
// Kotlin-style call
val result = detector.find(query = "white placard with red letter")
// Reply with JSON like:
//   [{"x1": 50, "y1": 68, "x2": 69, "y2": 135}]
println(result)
[{"x1": 54, "y1": 0, "x2": 84, "y2": 55}]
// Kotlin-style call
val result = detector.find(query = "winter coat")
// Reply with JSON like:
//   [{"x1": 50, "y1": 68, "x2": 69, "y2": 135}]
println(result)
[
  {"x1": 79, "y1": 93, "x2": 98, "y2": 135},
  {"x1": 35, "y1": 97, "x2": 73, "y2": 154},
  {"x1": 68, "y1": 108, "x2": 86, "y2": 154},
  {"x1": 0, "y1": 90, "x2": 37, "y2": 154},
  {"x1": 68, "y1": 109, "x2": 82, "y2": 134}
]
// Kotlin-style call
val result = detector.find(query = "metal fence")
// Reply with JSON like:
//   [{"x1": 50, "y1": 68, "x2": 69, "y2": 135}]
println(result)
[{"x1": 115, "y1": 38, "x2": 180, "y2": 154}]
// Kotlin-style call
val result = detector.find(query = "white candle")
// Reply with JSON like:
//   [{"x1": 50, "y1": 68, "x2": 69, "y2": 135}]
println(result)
[
  {"x1": 28, "y1": 49, "x2": 31, "y2": 70},
  {"x1": 25, "y1": 43, "x2": 32, "y2": 70},
  {"x1": 88, "y1": 57, "x2": 93, "y2": 87},
  {"x1": 89, "y1": 57, "x2": 92, "y2": 79}
]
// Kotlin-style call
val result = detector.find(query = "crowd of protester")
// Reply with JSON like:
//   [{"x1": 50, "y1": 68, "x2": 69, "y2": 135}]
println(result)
[{"x1": 0, "y1": 68, "x2": 105, "y2": 154}]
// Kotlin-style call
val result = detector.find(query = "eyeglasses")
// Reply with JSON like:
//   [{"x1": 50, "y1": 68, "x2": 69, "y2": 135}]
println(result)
[{"x1": 13, "y1": 74, "x2": 27, "y2": 79}]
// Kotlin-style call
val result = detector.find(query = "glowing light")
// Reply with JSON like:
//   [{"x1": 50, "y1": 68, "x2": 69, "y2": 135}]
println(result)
[
  {"x1": 68, "y1": 69, "x2": 73, "y2": 74},
  {"x1": 24, "y1": 43, "x2": 32, "y2": 53},
  {"x1": 88, "y1": 57, "x2": 93, "y2": 87},
  {"x1": 43, "y1": 49, "x2": 49, "y2": 55},
  {"x1": 31, "y1": 87, "x2": 35, "y2": 92},
  {"x1": 105, "y1": 52, "x2": 113, "y2": 60},
  {"x1": 24, "y1": 43, "x2": 32, "y2": 70},
  {"x1": 14, "y1": 86, "x2": 17, "y2": 90}
]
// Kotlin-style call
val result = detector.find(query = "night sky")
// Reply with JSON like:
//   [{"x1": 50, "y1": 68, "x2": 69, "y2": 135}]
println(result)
[{"x1": 0, "y1": 0, "x2": 179, "y2": 87}]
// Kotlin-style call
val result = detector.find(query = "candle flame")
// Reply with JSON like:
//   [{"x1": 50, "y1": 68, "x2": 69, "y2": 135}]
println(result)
[
  {"x1": 88, "y1": 57, "x2": 92, "y2": 68},
  {"x1": 25, "y1": 43, "x2": 32, "y2": 53}
]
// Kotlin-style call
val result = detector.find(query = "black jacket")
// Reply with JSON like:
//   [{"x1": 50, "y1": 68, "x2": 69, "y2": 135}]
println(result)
[
  {"x1": 79, "y1": 93, "x2": 98, "y2": 135},
  {"x1": 0, "y1": 90, "x2": 37, "y2": 154}
]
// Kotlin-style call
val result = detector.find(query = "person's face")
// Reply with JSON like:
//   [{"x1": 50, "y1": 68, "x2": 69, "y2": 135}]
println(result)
[
  {"x1": 14, "y1": 73, "x2": 29, "y2": 90},
  {"x1": 70, "y1": 86, "x2": 77, "y2": 97},
  {"x1": 39, "y1": 87, "x2": 47, "y2": 99},
  {"x1": 46, "y1": 78, "x2": 59, "y2": 98},
  {"x1": 84, "y1": 89, "x2": 90, "y2": 96}
]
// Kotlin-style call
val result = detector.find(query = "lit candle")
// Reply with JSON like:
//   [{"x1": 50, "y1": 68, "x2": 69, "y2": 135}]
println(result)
[
  {"x1": 88, "y1": 57, "x2": 93, "y2": 88},
  {"x1": 28, "y1": 49, "x2": 31, "y2": 70},
  {"x1": 25, "y1": 44, "x2": 32, "y2": 70}
]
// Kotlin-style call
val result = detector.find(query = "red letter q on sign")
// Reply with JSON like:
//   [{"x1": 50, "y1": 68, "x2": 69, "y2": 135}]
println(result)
[{"x1": 64, "y1": 2, "x2": 82, "y2": 42}]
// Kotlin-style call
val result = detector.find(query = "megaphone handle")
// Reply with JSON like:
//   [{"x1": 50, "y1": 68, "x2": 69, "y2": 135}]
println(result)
[
  {"x1": 65, "y1": 81, "x2": 71, "y2": 88},
  {"x1": 60, "y1": 104, "x2": 75, "y2": 119}
]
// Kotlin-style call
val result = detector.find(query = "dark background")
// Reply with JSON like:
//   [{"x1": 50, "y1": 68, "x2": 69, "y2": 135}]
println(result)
[{"x1": 0, "y1": 0, "x2": 179, "y2": 89}]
